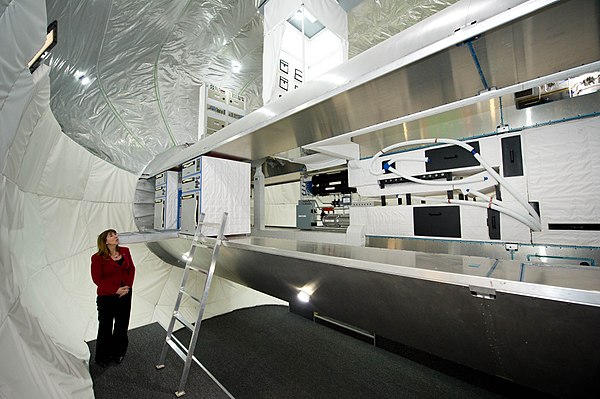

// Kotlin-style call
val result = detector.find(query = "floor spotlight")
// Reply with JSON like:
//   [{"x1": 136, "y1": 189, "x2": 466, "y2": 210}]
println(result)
[{"x1": 297, "y1": 290, "x2": 311, "y2": 303}]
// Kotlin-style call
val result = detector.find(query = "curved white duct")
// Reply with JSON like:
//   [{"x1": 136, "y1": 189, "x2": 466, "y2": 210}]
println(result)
[{"x1": 369, "y1": 138, "x2": 542, "y2": 231}]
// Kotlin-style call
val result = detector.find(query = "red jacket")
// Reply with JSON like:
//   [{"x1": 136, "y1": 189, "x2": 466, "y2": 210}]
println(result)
[{"x1": 91, "y1": 246, "x2": 136, "y2": 296}]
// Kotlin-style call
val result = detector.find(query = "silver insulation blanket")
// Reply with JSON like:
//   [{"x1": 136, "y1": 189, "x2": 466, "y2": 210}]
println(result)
[{"x1": 45, "y1": 0, "x2": 457, "y2": 173}]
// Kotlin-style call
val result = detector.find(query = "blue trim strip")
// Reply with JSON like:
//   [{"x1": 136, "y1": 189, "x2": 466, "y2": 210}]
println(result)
[
  {"x1": 519, "y1": 263, "x2": 526, "y2": 282},
  {"x1": 486, "y1": 259, "x2": 500, "y2": 278},
  {"x1": 466, "y1": 40, "x2": 489, "y2": 91}
]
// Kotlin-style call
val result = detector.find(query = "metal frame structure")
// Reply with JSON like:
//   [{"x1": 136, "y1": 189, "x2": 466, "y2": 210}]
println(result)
[{"x1": 155, "y1": 212, "x2": 233, "y2": 398}]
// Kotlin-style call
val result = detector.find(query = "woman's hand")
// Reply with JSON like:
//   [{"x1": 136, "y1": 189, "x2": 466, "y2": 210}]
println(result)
[{"x1": 116, "y1": 286, "x2": 130, "y2": 297}]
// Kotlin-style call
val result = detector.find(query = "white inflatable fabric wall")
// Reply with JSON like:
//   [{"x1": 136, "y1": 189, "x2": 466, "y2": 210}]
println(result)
[{"x1": 0, "y1": 2, "x2": 283, "y2": 398}]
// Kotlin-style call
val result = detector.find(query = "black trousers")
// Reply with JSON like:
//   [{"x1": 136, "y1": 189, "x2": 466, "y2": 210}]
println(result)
[{"x1": 95, "y1": 291, "x2": 132, "y2": 363}]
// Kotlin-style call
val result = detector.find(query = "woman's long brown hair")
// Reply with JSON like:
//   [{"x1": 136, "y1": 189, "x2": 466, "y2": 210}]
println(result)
[{"x1": 97, "y1": 229, "x2": 120, "y2": 259}]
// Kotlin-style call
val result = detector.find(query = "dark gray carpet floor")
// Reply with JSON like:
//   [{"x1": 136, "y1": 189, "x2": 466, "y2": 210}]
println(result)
[{"x1": 88, "y1": 305, "x2": 550, "y2": 399}]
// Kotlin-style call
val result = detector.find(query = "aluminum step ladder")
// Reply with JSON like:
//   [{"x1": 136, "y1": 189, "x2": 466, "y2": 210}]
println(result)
[{"x1": 156, "y1": 212, "x2": 234, "y2": 398}]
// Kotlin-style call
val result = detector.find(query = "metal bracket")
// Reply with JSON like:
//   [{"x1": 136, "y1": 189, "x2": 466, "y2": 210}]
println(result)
[
  {"x1": 469, "y1": 285, "x2": 497, "y2": 300},
  {"x1": 497, "y1": 124, "x2": 510, "y2": 133},
  {"x1": 505, "y1": 243, "x2": 519, "y2": 251}
]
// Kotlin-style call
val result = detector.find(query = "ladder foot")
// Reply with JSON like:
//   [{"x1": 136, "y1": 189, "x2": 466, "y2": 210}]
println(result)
[
  {"x1": 155, "y1": 364, "x2": 165, "y2": 370},
  {"x1": 175, "y1": 390, "x2": 186, "y2": 397}
]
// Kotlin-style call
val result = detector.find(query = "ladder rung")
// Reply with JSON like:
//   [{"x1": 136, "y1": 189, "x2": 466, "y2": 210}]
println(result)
[
  {"x1": 173, "y1": 311, "x2": 195, "y2": 331},
  {"x1": 157, "y1": 212, "x2": 229, "y2": 398},
  {"x1": 198, "y1": 222, "x2": 221, "y2": 228},
  {"x1": 190, "y1": 239, "x2": 213, "y2": 249},
  {"x1": 166, "y1": 337, "x2": 188, "y2": 362},
  {"x1": 180, "y1": 289, "x2": 203, "y2": 303},
  {"x1": 186, "y1": 265, "x2": 208, "y2": 275}
]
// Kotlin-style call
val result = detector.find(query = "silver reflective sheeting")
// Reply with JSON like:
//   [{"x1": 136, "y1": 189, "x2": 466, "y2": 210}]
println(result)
[{"x1": 45, "y1": 0, "x2": 456, "y2": 173}]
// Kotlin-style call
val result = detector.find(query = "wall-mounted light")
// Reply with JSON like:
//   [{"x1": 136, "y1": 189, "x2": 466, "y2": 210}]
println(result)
[
  {"x1": 74, "y1": 70, "x2": 90, "y2": 85},
  {"x1": 29, "y1": 20, "x2": 58, "y2": 74},
  {"x1": 297, "y1": 290, "x2": 311, "y2": 303}
]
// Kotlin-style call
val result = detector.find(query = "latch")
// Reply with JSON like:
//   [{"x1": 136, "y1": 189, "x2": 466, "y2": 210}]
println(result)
[{"x1": 469, "y1": 285, "x2": 496, "y2": 300}]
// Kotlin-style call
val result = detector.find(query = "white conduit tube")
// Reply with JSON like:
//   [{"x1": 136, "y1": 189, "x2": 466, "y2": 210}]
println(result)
[
  {"x1": 369, "y1": 138, "x2": 541, "y2": 231},
  {"x1": 412, "y1": 195, "x2": 540, "y2": 232},
  {"x1": 465, "y1": 189, "x2": 541, "y2": 231}
]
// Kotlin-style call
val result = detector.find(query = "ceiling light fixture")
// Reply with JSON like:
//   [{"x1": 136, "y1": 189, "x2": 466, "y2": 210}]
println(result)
[
  {"x1": 74, "y1": 70, "x2": 90, "y2": 85},
  {"x1": 231, "y1": 60, "x2": 242, "y2": 73}
]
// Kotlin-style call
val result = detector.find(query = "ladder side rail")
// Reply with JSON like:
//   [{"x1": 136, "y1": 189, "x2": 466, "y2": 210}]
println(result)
[
  {"x1": 156, "y1": 213, "x2": 206, "y2": 369},
  {"x1": 176, "y1": 212, "x2": 228, "y2": 396},
  {"x1": 156, "y1": 289, "x2": 183, "y2": 368},
  {"x1": 157, "y1": 267, "x2": 193, "y2": 368}
]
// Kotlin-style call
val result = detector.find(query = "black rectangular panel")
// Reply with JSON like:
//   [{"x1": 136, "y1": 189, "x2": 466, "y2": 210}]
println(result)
[
  {"x1": 487, "y1": 208, "x2": 501, "y2": 240},
  {"x1": 425, "y1": 141, "x2": 480, "y2": 172},
  {"x1": 413, "y1": 206, "x2": 461, "y2": 238},
  {"x1": 501, "y1": 135, "x2": 524, "y2": 177},
  {"x1": 311, "y1": 170, "x2": 356, "y2": 195},
  {"x1": 548, "y1": 223, "x2": 600, "y2": 231}
]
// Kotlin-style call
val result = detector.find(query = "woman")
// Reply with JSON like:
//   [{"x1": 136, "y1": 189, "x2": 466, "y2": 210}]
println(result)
[{"x1": 91, "y1": 229, "x2": 136, "y2": 367}]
